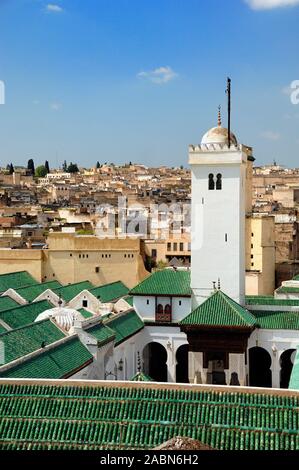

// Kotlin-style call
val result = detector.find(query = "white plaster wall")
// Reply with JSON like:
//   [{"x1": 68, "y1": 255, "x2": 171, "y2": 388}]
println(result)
[
  {"x1": 172, "y1": 297, "x2": 191, "y2": 322},
  {"x1": 34, "y1": 289, "x2": 61, "y2": 306},
  {"x1": 133, "y1": 295, "x2": 191, "y2": 323},
  {"x1": 68, "y1": 290, "x2": 100, "y2": 313},
  {"x1": 190, "y1": 149, "x2": 246, "y2": 307},
  {"x1": 133, "y1": 296, "x2": 156, "y2": 320},
  {"x1": 1, "y1": 289, "x2": 27, "y2": 305}
]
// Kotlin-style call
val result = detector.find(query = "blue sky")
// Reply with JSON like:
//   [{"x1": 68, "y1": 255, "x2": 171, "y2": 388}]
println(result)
[{"x1": 0, "y1": 0, "x2": 299, "y2": 168}]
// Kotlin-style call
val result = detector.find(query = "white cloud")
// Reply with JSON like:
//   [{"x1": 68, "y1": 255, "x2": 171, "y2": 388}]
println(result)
[
  {"x1": 46, "y1": 4, "x2": 63, "y2": 13},
  {"x1": 137, "y1": 66, "x2": 178, "y2": 85},
  {"x1": 246, "y1": 0, "x2": 299, "y2": 9},
  {"x1": 282, "y1": 84, "x2": 293, "y2": 95},
  {"x1": 50, "y1": 102, "x2": 62, "y2": 111},
  {"x1": 261, "y1": 130, "x2": 281, "y2": 140}
]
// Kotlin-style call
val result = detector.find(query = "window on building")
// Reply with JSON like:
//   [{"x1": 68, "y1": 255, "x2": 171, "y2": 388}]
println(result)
[
  {"x1": 82, "y1": 300, "x2": 88, "y2": 308},
  {"x1": 251, "y1": 255, "x2": 254, "y2": 259},
  {"x1": 225, "y1": 234, "x2": 228, "y2": 242},
  {"x1": 216, "y1": 174, "x2": 222, "y2": 190},
  {"x1": 146, "y1": 299, "x2": 150, "y2": 305},
  {"x1": 124, "y1": 254, "x2": 127, "y2": 258},
  {"x1": 167, "y1": 243, "x2": 171, "y2": 251},
  {"x1": 70, "y1": 253, "x2": 72, "y2": 257},
  {"x1": 152, "y1": 249, "x2": 157, "y2": 258},
  {"x1": 179, "y1": 300, "x2": 182, "y2": 306},
  {"x1": 251, "y1": 244, "x2": 253, "y2": 249},
  {"x1": 180, "y1": 243, "x2": 184, "y2": 252},
  {"x1": 251, "y1": 233, "x2": 254, "y2": 237},
  {"x1": 95, "y1": 266, "x2": 99, "y2": 273},
  {"x1": 251, "y1": 262, "x2": 254, "y2": 267},
  {"x1": 86, "y1": 254, "x2": 89, "y2": 258},
  {"x1": 209, "y1": 173, "x2": 215, "y2": 190},
  {"x1": 173, "y1": 243, "x2": 177, "y2": 251},
  {"x1": 79, "y1": 254, "x2": 81, "y2": 258}
]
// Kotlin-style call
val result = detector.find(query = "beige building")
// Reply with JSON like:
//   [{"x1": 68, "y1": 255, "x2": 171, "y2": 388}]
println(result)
[
  {"x1": 245, "y1": 215, "x2": 275, "y2": 296},
  {"x1": 0, "y1": 232, "x2": 149, "y2": 288},
  {"x1": 144, "y1": 234, "x2": 191, "y2": 265}
]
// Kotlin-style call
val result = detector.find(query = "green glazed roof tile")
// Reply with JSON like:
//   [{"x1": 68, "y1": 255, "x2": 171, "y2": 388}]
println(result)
[
  {"x1": 106, "y1": 310, "x2": 144, "y2": 345},
  {"x1": 14, "y1": 281, "x2": 62, "y2": 302},
  {"x1": 130, "y1": 269, "x2": 191, "y2": 296},
  {"x1": 0, "y1": 271, "x2": 38, "y2": 293},
  {"x1": 53, "y1": 281, "x2": 94, "y2": 302},
  {"x1": 87, "y1": 323, "x2": 115, "y2": 345},
  {"x1": 0, "y1": 296, "x2": 20, "y2": 312},
  {"x1": 0, "y1": 324, "x2": 8, "y2": 335},
  {"x1": 78, "y1": 308, "x2": 93, "y2": 319},
  {"x1": 0, "y1": 381, "x2": 297, "y2": 450},
  {"x1": 131, "y1": 372, "x2": 153, "y2": 382},
  {"x1": 89, "y1": 281, "x2": 129, "y2": 303},
  {"x1": 0, "y1": 319, "x2": 65, "y2": 364},
  {"x1": 246, "y1": 296, "x2": 299, "y2": 307},
  {"x1": 276, "y1": 286, "x2": 299, "y2": 294},
  {"x1": 125, "y1": 296, "x2": 134, "y2": 307},
  {"x1": 181, "y1": 291, "x2": 256, "y2": 327},
  {"x1": 0, "y1": 300, "x2": 53, "y2": 329},
  {"x1": 0, "y1": 337, "x2": 92, "y2": 379},
  {"x1": 252, "y1": 310, "x2": 299, "y2": 330}
]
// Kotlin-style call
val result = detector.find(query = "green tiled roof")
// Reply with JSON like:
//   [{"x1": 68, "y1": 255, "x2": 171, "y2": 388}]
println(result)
[
  {"x1": 0, "y1": 319, "x2": 65, "y2": 364},
  {"x1": 78, "y1": 308, "x2": 93, "y2": 319},
  {"x1": 0, "y1": 300, "x2": 53, "y2": 329},
  {"x1": 181, "y1": 291, "x2": 256, "y2": 328},
  {"x1": 292, "y1": 274, "x2": 299, "y2": 281},
  {"x1": 0, "y1": 296, "x2": 19, "y2": 312},
  {"x1": 0, "y1": 271, "x2": 38, "y2": 293},
  {"x1": 289, "y1": 348, "x2": 299, "y2": 390},
  {"x1": 131, "y1": 372, "x2": 153, "y2": 382},
  {"x1": 125, "y1": 296, "x2": 134, "y2": 307},
  {"x1": 106, "y1": 310, "x2": 144, "y2": 345},
  {"x1": 245, "y1": 296, "x2": 299, "y2": 307},
  {"x1": 0, "y1": 381, "x2": 298, "y2": 450},
  {"x1": 252, "y1": 310, "x2": 299, "y2": 330},
  {"x1": 14, "y1": 281, "x2": 62, "y2": 302},
  {"x1": 0, "y1": 324, "x2": 8, "y2": 335},
  {"x1": 0, "y1": 337, "x2": 93, "y2": 379},
  {"x1": 87, "y1": 323, "x2": 115, "y2": 346},
  {"x1": 53, "y1": 281, "x2": 94, "y2": 302},
  {"x1": 276, "y1": 286, "x2": 299, "y2": 294},
  {"x1": 130, "y1": 269, "x2": 191, "y2": 296},
  {"x1": 90, "y1": 281, "x2": 129, "y2": 303}
]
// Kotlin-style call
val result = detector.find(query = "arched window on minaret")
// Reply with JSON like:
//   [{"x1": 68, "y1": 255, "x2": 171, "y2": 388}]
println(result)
[
  {"x1": 216, "y1": 173, "x2": 222, "y2": 190},
  {"x1": 208, "y1": 173, "x2": 215, "y2": 190}
]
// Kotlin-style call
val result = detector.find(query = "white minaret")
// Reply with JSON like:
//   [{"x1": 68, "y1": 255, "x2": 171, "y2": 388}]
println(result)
[{"x1": 189, "y1": 108, "x2": 252, "y2": 307}]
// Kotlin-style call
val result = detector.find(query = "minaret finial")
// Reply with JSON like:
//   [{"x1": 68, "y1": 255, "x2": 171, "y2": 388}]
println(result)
[
  {"x1": 218, "y1": 278, "x2": 221, "y2": 290},
  {"x1": 218, "y1": 105, "x2": 222, "y2": 127}
]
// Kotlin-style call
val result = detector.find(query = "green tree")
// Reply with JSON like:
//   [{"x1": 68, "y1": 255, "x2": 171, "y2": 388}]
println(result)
[
  {"x1": 62, "y1": 160, "x2": 68, "y2": 172},
  {"x1": 9, "y1": 163, "x2": 14, "y2": 174},
  {"x1": 67, "y1": 162, "x2": 79, "y2": 173},
  {"x1": 96, "y1": 161, "x2": 101, "y2": 169},
  {"x1": 45, "y1": 160, "x2": 50, "y2": 173},
  {"x1": 27, "y1": 159, "x2": 35, "y2": 175},
  {"x1": 35, "y1": 165, "x2": 48, "y2": 178}
]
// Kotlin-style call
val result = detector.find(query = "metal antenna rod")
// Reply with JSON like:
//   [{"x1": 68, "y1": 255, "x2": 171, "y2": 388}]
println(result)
[{"x1": 227, "y1": 77, "x2": 231, "y2": 148}]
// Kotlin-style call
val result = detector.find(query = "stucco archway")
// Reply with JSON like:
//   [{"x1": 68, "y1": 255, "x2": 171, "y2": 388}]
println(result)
[
  {"x1": 280, "y1": 349, "x2": 296, "y2": 389},
  {"x1": 249, "y1": 347, "x2": 272, "y2": 388},
  {"x1": 143, "y1": 342, "x2": 168, "y2": 382},
  {"x1": 176, "y1": 344, "x2": 189, "y2": 384}
]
